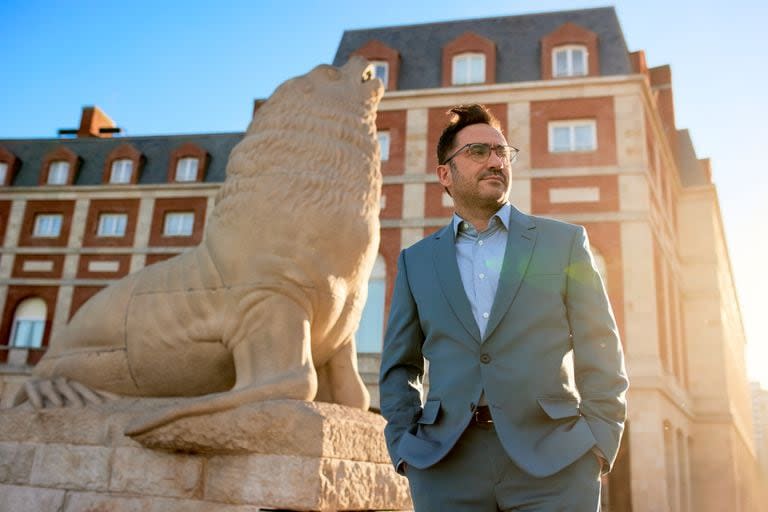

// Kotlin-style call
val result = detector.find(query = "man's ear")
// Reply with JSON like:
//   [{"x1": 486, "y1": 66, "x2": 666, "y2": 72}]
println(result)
[{"x1": 436, "y1": 164, "x2": 452, "y2": 189}]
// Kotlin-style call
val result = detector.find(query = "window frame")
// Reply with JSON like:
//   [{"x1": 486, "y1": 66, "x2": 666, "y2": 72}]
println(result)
[
  {"x1": 47, "y1": 161, "x2": 70, "y2": 185},
  {"x1": 162, "y1": 211, "x2": 195, "y2": 237},
  {"x1": 96, "y1": 213, "x2": 128, "y2": 237},
  {"x1": 552, "y1": 45, "x2": 589, "y2": 78},
  {"x1": 370, "y1": 60, "x2": 389, "y2": 90},
  {"x1": 174, "y1": 157, "x2": 199, "y2": 182},
  {"x1": 109, "y1": 159, "x2": 134, "y2": 184},
  {"x1": 0, "y1": 162, "x2": 7, "y2": 185},
  {"x1": 452, "y1": 52, "x2": 486, "y2": 85},
  {"x1": 548, "y1": 119, "x2": 597, "y2": 153},
  {"x1": 32, "y1": 214, "x2": 63, "y2": 238}
]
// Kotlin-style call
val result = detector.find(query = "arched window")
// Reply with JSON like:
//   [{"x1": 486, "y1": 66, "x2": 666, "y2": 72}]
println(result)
[
  {"x1": 356, "y1": 255, "x2": 386, "y2": 353},
  {"x1": 9, "y1": 297, "x2": 47, "y2": 348}
]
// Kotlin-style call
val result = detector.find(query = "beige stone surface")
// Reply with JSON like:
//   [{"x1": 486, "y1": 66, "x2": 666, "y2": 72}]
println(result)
[
  {"x1": 0, "y1": 442, "x2": 35, "y2": 484},
  {"x1": 20, "y1": 57, "x2": 385, "y2": 438},
  {"x1": 0, "y1": 484, "x2": 66, "y2": 512},
  {"x1": 30, "y1": 444, "x2": 111, "y2": 491},
  {"x1": 110, "y1": 446, "x2": 203, "y2": 498},
  {"x1": 0, "y1": 399, "x2": 412, "y2": 511}
]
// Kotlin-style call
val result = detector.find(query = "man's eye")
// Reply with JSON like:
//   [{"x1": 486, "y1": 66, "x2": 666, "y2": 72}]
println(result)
[{"x1": 469, "y1": 144, "x2": 490, "y2": 156}]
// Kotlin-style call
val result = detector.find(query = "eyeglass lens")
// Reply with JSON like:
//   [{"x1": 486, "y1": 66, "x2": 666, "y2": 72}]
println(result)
[{"x1": 467, "y1": 144, "x2": 515, "y2": 162}]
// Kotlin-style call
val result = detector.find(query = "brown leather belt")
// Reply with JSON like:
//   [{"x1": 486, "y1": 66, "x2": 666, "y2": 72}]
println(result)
[{"x1": 471, "y1": 405, "x2": 493, "y2": 424}]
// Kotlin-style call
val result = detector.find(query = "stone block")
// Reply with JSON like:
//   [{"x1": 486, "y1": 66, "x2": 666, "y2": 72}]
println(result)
[
  {"x1": 30, "y1": 443, "x2": 110, "y2": 491},
  {"x1": 110, "y1": 446, "x2": 203, "y2": 498},
  {"x1": 205, "y1": 453, "x2": 323, "y2": 508},
  {"x1": 64, "y1": 491, "x2": 265, "y2": 512},
  {"x1": 0, "y1": 483, "x2": 66, "y2": 512},
  {"x1": 0, "y1": 442, "x2": 35, "y2": 484}
]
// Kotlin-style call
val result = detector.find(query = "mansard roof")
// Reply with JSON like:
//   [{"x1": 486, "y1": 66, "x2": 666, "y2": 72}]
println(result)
[{"x1": 333, "y1": 7, "x2": 632, "y2": 90}]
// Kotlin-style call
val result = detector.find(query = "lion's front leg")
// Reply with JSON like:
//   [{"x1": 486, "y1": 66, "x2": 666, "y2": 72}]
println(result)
[
  {"x1": 126, "y1": 291, "x2": 317, "y2": 436},
  {"x1": 315, "y1": 337, "x2": 370, "y2": 410}
]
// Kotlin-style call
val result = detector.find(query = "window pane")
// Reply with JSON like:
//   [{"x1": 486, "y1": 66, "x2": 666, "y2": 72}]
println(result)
[
  {"x1": 356, "y1": 279, "x2": 385, "y2": 353},
  {"x1": 452, "y1": 56, "x2": 468, "y2": 84},
  {"x1": 0, "y1": 162, "x2": 7, "y2": 184},
  {"x1": 48, "y1": 161, "x2": 69, "y2": 185},
  {"x1": 377, "y1": 132, "x2": 390, "y2": 161},
  {"x1": 469, "y1": 55, "x2": 485, "y2": 83},
  {"x1": 555, "y1": 50, "x2": 569, "y2": 76},
  {"x1": 572, "y1": 49, "x2": 586, "y2": 75},
  {"x1": 574, "y1": 124, "x2": 595, "y2": 150},
  {"x1": 97, "y1": 213, "x2": 128, "y2": 236},
  {"x1": 371, "y1": 61, "x2": 388, "y2": 89},
  {"x1": 11, "y1": 320, "x2": 32, "y2": 347},
  {"x1": 33, "y1": 214, "x2": 63, "y2": 237},
  {"x1": 110, "y1": 159, "x2": 133, "y2": 184},
  {"x1": 30, "y1": 320, "x2": 45, "y2": 348},
  {"x1": 551, "y1": 126, "x2": 572, "y2": 152},
  {"x1": 164, "y1": 212, "x2": 194, "y2": 236},
  {"x1": 175, "y1": 158, "x2": 199, "y2": 182}
]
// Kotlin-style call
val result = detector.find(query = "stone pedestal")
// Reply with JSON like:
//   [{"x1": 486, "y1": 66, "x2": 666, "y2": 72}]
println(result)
[{"x1": 0, "y1": 399, "x2": 411, "y2": 511}]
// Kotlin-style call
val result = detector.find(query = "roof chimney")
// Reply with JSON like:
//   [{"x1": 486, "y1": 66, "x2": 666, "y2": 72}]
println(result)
[{"x1": 58, "y1": 106, "x2": 121, "y2": 138}]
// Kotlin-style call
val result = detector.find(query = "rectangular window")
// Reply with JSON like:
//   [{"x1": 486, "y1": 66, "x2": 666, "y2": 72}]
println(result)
[
  {"x1": 47, "y1": 161, "x2": 70, "y2": 185},
  {"x1": 33, "y1": 214, "x2": 63, "y2": 237},
  {"x1": 553, "y1": 46, "x2": 588, "y2": 77},
  {"x1": 548, "y1": 120, "x2": 597, "y2": 153},
  {"x1": 370, "y1": 60, "x2": 389, "y2": 89},
  {"x1": 452, "y1": 53, "x2": 485, "y2": 85},
  {"x1": 0, "y1": 162, "x2": 8, "y2": 184},
  {"x1": 377, "y1": 131, "x2": 390, "y2": 161},
  {"x1": 163, "y1": 212, "x2": 194, "y2": 236},
  {"x1": 110, "y1": 159, "x2": 133, "y2": 184},
  {"x1": 174, "y1": 158, "x2": 199, "y2": 182},
  {"x1": 11, "y1": 319, "x2": 45, "y2": 348},
  {"x1": 97, "y1": 213, "x2": 128, "y2": 237}
]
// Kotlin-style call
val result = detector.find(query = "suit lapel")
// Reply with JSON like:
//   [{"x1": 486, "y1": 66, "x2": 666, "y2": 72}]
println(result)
[
  {"x1": 432, "y1": 224, "x2": 482, "y2": 344},
  {"x1": 484, "y1": 207, "x2": 537, "y2": 342}
]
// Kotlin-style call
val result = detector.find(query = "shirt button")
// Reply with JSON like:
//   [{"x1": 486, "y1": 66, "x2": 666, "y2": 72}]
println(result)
[
  {"x1": 482, "y1": 312, "x2": 489, "y2": 319},
  {"x1": 480, "y1": 354, "x2": 491, "y2": 364},
  {"x1": 479, "y1": 273, "x2": 485, "y2": 279},
  {"x1": 478, "y1": 240, "x2": 484, "y2": 246}
]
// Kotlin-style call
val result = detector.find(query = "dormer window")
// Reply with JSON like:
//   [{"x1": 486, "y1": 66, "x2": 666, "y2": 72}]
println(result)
[
  {"x1": 0, "y1": 162, "x2": 7, "y2": 185},
  {"x1": 370, "y1": 60, "x2": 389, "y2": 89},
  {"x1": 553, "y1": 45, "x2": 588, "y2": 77},
  {"x1": 110, "y1": 159, "x2": 133, "y2": 184},
  {"x1": 452, "y1": 53, "x2": 485, "y2": 85},
  {"x1": 47, "y1": 161, "x2": 70, "y2": 185},
  {"x1": 175, "y1": 158, "x2": 199, "y2": 182}
]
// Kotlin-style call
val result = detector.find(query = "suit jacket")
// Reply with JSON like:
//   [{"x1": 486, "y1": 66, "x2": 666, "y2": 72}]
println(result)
[{"x1": 379, "y1": 205, "x2": 628, "y2": 478}]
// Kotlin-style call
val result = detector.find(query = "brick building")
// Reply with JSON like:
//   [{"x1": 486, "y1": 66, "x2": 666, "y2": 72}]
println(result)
[{"x1": 0, "y1": 7, "x2": 764, "y2": 512}]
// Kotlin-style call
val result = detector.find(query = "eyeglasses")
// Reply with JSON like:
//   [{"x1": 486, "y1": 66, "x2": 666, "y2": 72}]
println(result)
[{"x1": 441, "y1": 143, "x2": 520, "y2": 165}]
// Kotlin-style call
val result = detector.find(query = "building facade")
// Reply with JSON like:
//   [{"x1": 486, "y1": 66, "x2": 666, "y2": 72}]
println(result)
[{"x1": 0, "y1": 7, "x2": 765, "y2": 511}]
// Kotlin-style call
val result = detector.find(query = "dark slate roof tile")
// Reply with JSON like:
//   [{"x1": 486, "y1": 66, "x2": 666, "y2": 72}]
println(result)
[
  {"x1": 333, "y1": 7, "x2": 632, "y2": 90},
  {"x1": 0, "y1": 133, "x2": 243, "y2": 187}
]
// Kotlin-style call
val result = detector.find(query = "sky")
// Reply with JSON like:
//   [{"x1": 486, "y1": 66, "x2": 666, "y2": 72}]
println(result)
[{"x1": 1, "y1": 1, "x2": 767, "y2": 386}]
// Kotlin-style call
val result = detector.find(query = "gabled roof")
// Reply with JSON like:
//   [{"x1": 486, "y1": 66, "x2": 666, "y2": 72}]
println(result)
[
  {"x1": 333, "y1": 7, "x2": 632, "y2": 90},
  {"x1": 0, "y1": 132, "x2": 243, "y2": 186}
]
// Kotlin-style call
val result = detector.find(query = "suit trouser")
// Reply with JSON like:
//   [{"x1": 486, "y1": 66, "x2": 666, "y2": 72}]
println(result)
[{"x1": 405, "y1": 422, "x2": 601, "y2": 512}]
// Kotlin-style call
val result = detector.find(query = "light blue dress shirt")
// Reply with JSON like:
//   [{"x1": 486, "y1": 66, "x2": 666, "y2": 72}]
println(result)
[{"x1": 452, "y1": 203, "x2": 511, "y2": 340}]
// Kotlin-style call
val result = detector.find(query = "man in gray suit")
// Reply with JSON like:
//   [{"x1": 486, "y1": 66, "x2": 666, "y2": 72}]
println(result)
[{"x1": 379, "y1": 104, "x2": 628, "y2": 511}]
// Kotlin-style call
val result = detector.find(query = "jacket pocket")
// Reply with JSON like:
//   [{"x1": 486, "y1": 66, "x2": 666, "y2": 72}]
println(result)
[
  {"x1": 417, "y1": 399, "x2": 441, "y2": 424},
  {"x1": 537, "y1": 397, "x2": 581, "y2": 419}
]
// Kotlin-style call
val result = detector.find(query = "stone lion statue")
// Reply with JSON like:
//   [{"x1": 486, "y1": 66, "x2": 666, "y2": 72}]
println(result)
[{"x1": 14, "y1": 56, "x2": 384, "y2": 436}]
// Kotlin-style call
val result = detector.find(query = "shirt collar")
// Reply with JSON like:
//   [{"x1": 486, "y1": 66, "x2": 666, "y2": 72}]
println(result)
[{"x1": 452, "y1": 202, "x2": 512, "y2": 237}]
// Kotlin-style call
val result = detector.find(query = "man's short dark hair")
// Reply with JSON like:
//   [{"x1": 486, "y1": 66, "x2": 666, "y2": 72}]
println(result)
[{"x1": 436, "y1": 104, "x2": 502, "y2": 165}]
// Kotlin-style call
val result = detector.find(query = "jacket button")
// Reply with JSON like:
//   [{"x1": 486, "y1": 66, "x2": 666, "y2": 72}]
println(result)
[{"x1": 480, "y1": 353, "x2": 491, "y2": 364}]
